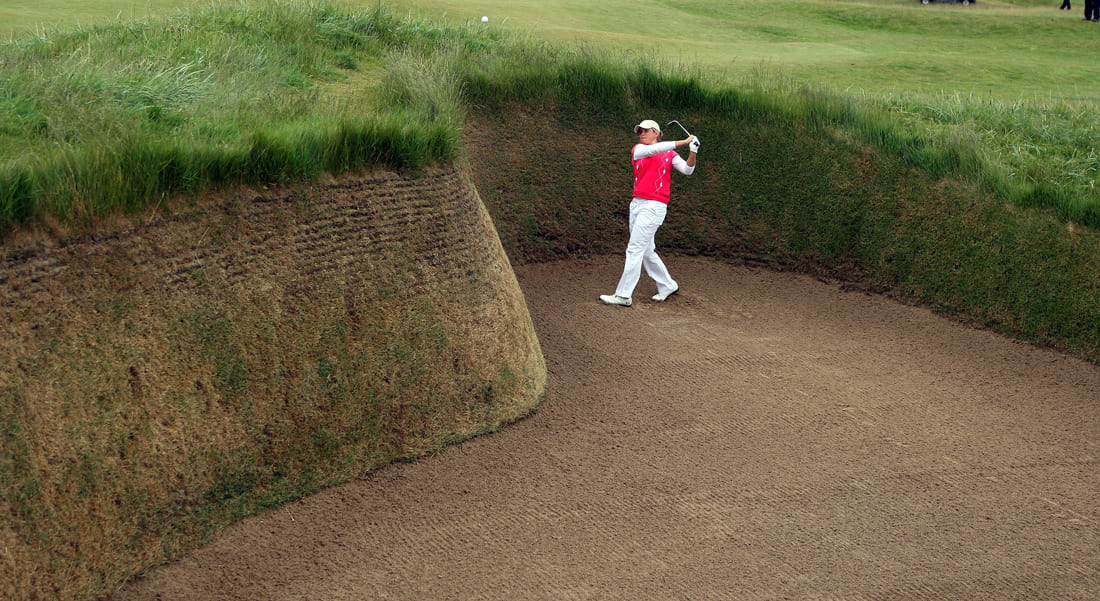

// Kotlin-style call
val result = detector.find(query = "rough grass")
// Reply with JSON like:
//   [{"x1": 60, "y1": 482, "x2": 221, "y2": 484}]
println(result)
[
  {"x1": 387, "y1": 0, "x2": 1100, "y2": 226},
  {"x1": 2, "y1": 0, "x2": 1097, "y2": 230},
  {"x1": 0, "y1": 1, "x2": 478, "y2": 230}
]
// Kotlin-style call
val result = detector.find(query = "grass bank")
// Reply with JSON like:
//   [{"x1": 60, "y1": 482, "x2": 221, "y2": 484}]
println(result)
[
  {"x1": 2, "y1": 0, "x2": 1097, "y2": 231},
  {"x1": 386, "y1": 0, "x2": 1100, "y2": 226},
  {"x1": 456, "y1": 46, "x2": 1100, "y2": 363},
  {"x1": 0, "y1": 1, "x2": 475, "y2": 229}
]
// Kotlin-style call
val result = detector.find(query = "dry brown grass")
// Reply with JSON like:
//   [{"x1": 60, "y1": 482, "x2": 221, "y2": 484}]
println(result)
[{"x1": 0, "y1": 167, "x2": 545, "y2": 601}]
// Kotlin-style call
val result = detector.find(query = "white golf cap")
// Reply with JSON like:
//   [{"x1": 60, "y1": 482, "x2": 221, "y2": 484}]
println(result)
[{"x1": 634, "y1": 119, "x2": 661, "y2": 134}]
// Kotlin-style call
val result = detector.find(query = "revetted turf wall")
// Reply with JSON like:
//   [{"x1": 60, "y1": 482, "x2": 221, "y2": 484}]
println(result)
[{"x1": 0, "y1": 167, "x2": 546, "y2": 601}]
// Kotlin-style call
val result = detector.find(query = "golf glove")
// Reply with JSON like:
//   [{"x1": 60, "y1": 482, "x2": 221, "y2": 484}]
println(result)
[{"x1": 689, "y1": 137, "x2": 700, "y2": 153}]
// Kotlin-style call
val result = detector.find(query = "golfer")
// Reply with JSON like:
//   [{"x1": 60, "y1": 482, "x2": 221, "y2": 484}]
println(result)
[{"x1": 600, "y1": 119, "x2": 698, "y2": 307}]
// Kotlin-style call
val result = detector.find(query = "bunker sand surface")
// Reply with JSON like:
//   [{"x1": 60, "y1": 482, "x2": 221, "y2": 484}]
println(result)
[{"x1": 109, "y1": 255, "x2": 1099, "y2": 600}]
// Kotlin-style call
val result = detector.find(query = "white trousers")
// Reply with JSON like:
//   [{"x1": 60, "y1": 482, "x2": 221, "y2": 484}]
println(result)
[{"x1": 614, "y1": 198, "x2": 677, "y2": 298}]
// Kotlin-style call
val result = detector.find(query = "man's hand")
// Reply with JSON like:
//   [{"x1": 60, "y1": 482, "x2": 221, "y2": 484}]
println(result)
[{"x1": 689, "y1": 136, "x2": 700, "y2": 153}]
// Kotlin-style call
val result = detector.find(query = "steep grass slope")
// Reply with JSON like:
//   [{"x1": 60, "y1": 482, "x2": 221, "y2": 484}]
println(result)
[
  {"x1": 0, "y1": 168, "x2": 545, "y2": 601},
  {"x1": 464, "y1": 100, "x2": 1100, "y2": 363}
]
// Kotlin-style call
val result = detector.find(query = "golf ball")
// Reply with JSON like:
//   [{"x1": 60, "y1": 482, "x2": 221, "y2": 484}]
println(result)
[{"x1": 481, "y1": 16, "x2": 489, "y2": 23}]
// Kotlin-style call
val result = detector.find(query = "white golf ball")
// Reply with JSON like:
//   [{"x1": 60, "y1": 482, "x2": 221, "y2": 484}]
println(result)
[{"x1": 481, "y1": 16, "x2": 489, "y2": 23}]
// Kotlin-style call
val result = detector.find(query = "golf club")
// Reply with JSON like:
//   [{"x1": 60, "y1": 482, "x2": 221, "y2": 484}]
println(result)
[
  {"x1": 666, "y1": 120, "x2": 691, "y2": 138},
  {"x1": 667, "y1": 120, "x2": 699, "y2": 151}
]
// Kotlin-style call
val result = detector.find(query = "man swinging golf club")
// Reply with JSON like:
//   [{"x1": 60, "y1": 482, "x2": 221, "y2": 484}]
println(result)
[{"x1": 600, "y1": 119, "x2": 699, "y2": 307}]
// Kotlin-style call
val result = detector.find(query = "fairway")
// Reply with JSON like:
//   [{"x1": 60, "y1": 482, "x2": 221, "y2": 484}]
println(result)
[
  {"x1": 0, "y1": 0, "x2": 194, "y2": 38},
  {"x1": 375, "y1": 0, "x2": 1098, "y2": 99}
]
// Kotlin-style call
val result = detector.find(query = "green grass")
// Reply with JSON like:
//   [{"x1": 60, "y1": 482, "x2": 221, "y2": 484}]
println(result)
[
  {"x1": 6, "y1": 0, "x2": 1096, "y2": 101},
  {"x1": 378, "y1": 0, "x2": 1098, "y2": 97},
  {"x1": 0, "y1": 1, "x2": 475, "y2": 227},
  {"x1": 0, "y1": 0, "x2": 194, "y2": 39},
  {"x1": 1, "y1": 0, "x2": 1096, "y2": 231},
  {"x1": 385, "y1": 0, "x2": 1100, "y2": 223}
]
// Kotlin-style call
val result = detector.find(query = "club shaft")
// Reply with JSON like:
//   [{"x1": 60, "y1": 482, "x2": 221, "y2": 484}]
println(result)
[{"x1": 667, "y1": 120, "x2": 691, "y2": 137}]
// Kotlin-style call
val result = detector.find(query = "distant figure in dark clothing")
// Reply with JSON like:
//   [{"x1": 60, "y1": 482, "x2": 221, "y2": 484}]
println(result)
[
  {"x1": 1087, "y1": 0, "x2": 1099, "y2": 20},
  {"x1": 1061, "y1": 0, "x2": 1070, "y2": 9}
]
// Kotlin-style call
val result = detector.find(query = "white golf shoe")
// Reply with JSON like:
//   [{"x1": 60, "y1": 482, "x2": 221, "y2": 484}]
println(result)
[
  {"x1": 652, "y1": 286, "x2": 679, "y2": 302},
  {"x1": 599, "y1": 294, "x2": 632, "y2": 307}
]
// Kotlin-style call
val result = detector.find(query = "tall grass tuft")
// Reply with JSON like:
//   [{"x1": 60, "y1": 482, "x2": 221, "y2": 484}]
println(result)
[
  {"x1": 556, "y1": 51, "x2": 630, "y2": 110},
  {"x1": 628, "y1": 63, "x2": 709, "y2": 112},
  {"x1": 0, "y1": 1, "x2": 470, "y2": 231}
]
